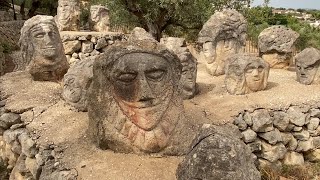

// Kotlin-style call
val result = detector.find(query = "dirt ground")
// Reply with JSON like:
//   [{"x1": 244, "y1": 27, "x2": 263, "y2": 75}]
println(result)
[{"x1": 1, "y1": 54, "x2": 320, "y2": 179}]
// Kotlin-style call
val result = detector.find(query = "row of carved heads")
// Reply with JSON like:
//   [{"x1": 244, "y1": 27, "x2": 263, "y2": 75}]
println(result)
[{"x1": 56, "y1": 0, "x2": 109, "y2": 32}]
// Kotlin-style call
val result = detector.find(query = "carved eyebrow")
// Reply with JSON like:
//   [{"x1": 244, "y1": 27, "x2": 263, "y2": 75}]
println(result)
[{"x1": 30, "y1": 26, "x2": 44, "y2": 34}]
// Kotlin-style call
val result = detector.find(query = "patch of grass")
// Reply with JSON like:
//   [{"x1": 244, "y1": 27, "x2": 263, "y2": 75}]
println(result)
[{"x1": 260, "y1": 162, "x2": 320, "y2": 180}]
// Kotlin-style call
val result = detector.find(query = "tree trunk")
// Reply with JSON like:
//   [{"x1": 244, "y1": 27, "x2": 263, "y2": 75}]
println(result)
[
  {"x1": 20, "y1": 0, "x2": 26, "y2": 20},
  {"x1": 146, "y1": 23, "x2": 162, "y2": 41},
  {"x1": 27, "y1": 0, "x2": 40, "y2": 18}
]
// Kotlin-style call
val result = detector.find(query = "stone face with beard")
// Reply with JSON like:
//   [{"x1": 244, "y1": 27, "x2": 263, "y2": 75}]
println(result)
[
  {"x1": 225, "y1": 54, "x2": 269, "y2": 95},
  {"x1": 19, "y1": 15, "x2": 69, "y2": 81},
  {"x1": 89, "y1": 5, "x2": 110, "y2": 32},
  {"x1": 87, "y1": 40, "x2": 197, "y2": 155},
  {"x1": 295, "y1": 47, "x2": 320, "y2": 85}
]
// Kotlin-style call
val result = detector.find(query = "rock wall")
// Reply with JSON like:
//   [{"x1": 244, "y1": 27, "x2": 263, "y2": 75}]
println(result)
[
  {"x1": 0, "y1": 20, "x2": 25, "y2": 49},
  {"x1": 0, "y1": 102, "x2": 78, "y2": 180},
  {"x1": 60, "y1": 31, "x2": 127, "y2": 65},
  {"x1": 234, "y1": 105, "x2": 320, "y2": 166}
]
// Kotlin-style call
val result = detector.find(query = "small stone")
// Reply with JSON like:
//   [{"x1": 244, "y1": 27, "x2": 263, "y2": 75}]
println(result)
[
  {"x1": 307, "y1": 118, "x2": 320, "y2": 131},
  {"x1": 63, "y1": 40, "x2": 81, "y2": 55},
  {"x1": 296, "y1": 138, "x2": 314, "y2": 152},
  {"x1": 91, "y1": 37, "x2": 97, "y2": 44},
  {"x1": 285, "y1": 124, "x2": 295, "y2": 131},
  {"x1": 0, "y1": 100, "x2": 5, "y2": 107},
  {"x1": 293, "y1": 126, "x2": 303, "y2": 132},
  {"x1": 247, "y1": 140, "x2": 262, "y2": 153},
  {"x1": 234, "y1": 114, "x2": 247, "y2": 130},
  {"x1": 96, "y1": 38, "x2": 108, "y2": 50},
  {"x1": 19, "y1": 133, "x2": 37, "y2": 157},
  {"x1": 281, "y1": 132, "x2": 293, "y2": 145},
  {"x1": 310, "y1": 108, "x2": 320, "y2": 118},
  {"x1": 79, "y1": 36, "x2": 88, "y2": 41},
  {"x1": 259, "y1": 159, "x2": 282, "y2": 169},
  {"x1": 54, "y1": 162, "x2": 60, "y2": 167},
  {"x1": 241, "y1": 129, "x2": 257, "y2": 143},
  {"x1": 282, "y1": 151, "x2": 304, "y2": 165},
  {"x1": 82, "y1": 41, "x2": 94, "y2": 53},
  {"x1": 251, "y1": 109, "x2": 273, "y2": 132},
  {"x1": 25, "y1": 157, "x2": 41, "y2": 178},
  {"x1": 293, "y1": 130, "x2": 310, "y2": 141},
  {"x1": 260, "y1": 142, "x2": 287, "y2": 162},
  {"x1": 107, "y1": 40, "x2": 114, "y2": 45},
  {"x1": 91, "y1": 49, "x2": 100, "y2": 56},
  {"x1": 243, "y1": 112, "x2": 253, "y2": 126},
  {"x1": 10, "y1": 123, "x2": 25, "y2": 130},
  {"x1": 305, "y1": 149, "x2": 320, "y2": 162},
  {"x1": 286, "y1": 107, "x2": 307, "y2": 127},
  {"x1": 286, "y1": 136, "x2": 298, "y2": 151},
  {"x1": 258, "y1": 129, "x2": 282, "y2": 145},
  {"x1": 312, "y1": 136, "x2": 320, "y2": 148},
  {"x1": 72, "y1": 53, "x2": 79, "y2": 59},
  {"x1": 273, "y1": 111, "x2": 289, "y2": 131},
  {"x1": 0, "y1": 113, "x2": 21, "y2": 129}
]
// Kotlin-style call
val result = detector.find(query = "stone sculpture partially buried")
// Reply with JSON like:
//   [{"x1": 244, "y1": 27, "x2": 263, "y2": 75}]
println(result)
[
  {"x1": 56, "y1": 0, "x2": 80, "y2": 31},
  {"x1": 87, "y1": 40, "x2": 195, "y2": 155},
  {"x1": 160, "y1": 37, "x2": 197, "y2": 99},
  {"x1": 90, "y1": 5, "x2": 110, "y2": 32},
  {"x1": 295, "y1": 47, "x2": 320, "y2": 85},
  {"x1": 225, "y1": 54, "x2": 269, "y2": 95},
  {"x1": 19, "y1": 15, "x2": 69, "y2": 81}
]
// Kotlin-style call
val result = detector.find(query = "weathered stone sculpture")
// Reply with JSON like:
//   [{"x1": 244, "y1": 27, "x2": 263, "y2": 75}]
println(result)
[
  {"x1": 0, "y1": 46, "x2": 4, "y2": 76},
  {"x1": 87, "y1": 40, "x2": 194, "y2": 155},
  {"x1": 176, "y1": 124, "x2": 261, "y2": 180},
  {"x1": 160, "y1": 37, "x2": 197, "y2": 99},
  {"x1": 295, "y1": 47, "x2": 320, "y2": 85},
  {"x1": 90, "y1": 5, "x2": 110, "y2": 32},
  {"x1": 225, "y1": 54, "x2": 269, "y2": 95},
  {"x1": 129, "y1": 27, "x2": 156, "y2": 42},
  {"x1": 258, "y1": 25, "x2": 299, "y2": 69},
  {"x1": 19, "y1": 15, "x2": 69, "y2": 81},
  {"x1": 56, "y1": 0, "x2": 80, "y2": 31},
  {"x1": 63, "y1": 57, "x2": 94, "y2": 111},
  {"x1": 198, "y1": 9, "x2": 247, "y2": 76}
]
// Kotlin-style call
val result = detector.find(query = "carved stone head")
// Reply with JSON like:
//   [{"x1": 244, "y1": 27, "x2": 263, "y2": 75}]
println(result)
[
  {"x1": 160, "y1": 37, "x2": 197, "y2": 99},
  {"x1": 90, "y1": 5, "x2": 110, "y2": 32},
  {"x1": 63, "y1": 57, "x2": 94, "y2": 111},
  {"x1": 87, "y1": 40, "x2": 185, "y2": 154},
  {"x1": 56, "y1": 0, "x2": 80, "y2": 31},
  {"x1": 295, "y1": 47, "x2": 320, "y2": 85},
  {"x1": 225, "y1": 54, "x2": 269, "y2": 95},
  {"x1": 19, "y1": 15, "x2": 69, "y2": 81},
  {"x1": 198, "y1": 9, "x2": 247, "y2": 76}
]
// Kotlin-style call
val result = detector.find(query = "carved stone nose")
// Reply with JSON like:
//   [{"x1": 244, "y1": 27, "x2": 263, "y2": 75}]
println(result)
[{"x1": 136, "y1": 76, "x2": 155, "y2": 102}]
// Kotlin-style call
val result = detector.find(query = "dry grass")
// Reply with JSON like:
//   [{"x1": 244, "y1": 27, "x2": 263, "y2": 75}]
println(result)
[{"x1": 261, "y1": 162, "x2": 320, "y2": 180}]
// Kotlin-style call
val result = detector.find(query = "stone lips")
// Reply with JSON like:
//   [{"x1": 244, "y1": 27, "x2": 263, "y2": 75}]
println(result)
[
  {"x1": 225, "y1": 54, "x2": 270, "y2": 95},
  {"x1": 87, "y1": 39, "x2": 194, "y2": 155}
]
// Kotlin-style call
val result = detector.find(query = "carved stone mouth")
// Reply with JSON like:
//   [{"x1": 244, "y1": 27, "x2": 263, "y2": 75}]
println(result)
[{"x1": 121, "y1": 99, "x2": 161, "y2": 109}]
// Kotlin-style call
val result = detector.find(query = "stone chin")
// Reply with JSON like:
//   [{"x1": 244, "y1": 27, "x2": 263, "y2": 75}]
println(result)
[
  {"x1": 298, "y1": 76, "x2": 313, "y2": 85},
  {"x1": 115, "y1": 89, "x2": 173, "y2": 131}
]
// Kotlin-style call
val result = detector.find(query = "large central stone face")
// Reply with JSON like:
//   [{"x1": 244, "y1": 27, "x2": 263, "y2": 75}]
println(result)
[
  {"x1": 19, "y1": 15, "x2": 69, "y2": 81},
  {"x1": 87, "y1": 40, "x2": 187, "y2": 154}
]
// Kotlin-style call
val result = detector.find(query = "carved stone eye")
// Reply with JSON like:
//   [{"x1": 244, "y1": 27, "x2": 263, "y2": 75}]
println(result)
[
  {"x1": 116, "y1": 73, "x2": 137, "y2": 83},
  {"x1": 306, "y1": 66, "x2": 314, "y2": 70},
  {"x1": 34, "y1": 32, "x2": 45, "y2": 38},
  {"x1": 146, "y1": 70, "x2": 166, "y2": 81}
]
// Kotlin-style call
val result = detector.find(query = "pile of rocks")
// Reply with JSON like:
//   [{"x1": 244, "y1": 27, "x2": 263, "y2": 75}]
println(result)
[
  {"x1": 0, "y1": 97, "x2": 77, "y2": 179},
  {"x1": 60, "y1": 32, "x2": 127, "y2": 65},
  {"x1": 234, "y1": 106, "x2": 320, "y2": 166}
]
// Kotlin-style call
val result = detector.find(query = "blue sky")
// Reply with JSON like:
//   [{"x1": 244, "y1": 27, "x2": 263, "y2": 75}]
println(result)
[{"x1": 252, "y1": 0, "x2": 320, "y2": 10}]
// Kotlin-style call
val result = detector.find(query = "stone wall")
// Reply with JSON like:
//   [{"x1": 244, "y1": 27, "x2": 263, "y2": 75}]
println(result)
[
  {"x1": 234, "y1": 105, "x2": 320, "y2": 166},
  {"x1": 60, "y1": 31, "x2": 127, "y2": 65},
  {"x1": 0, "y1": 94, "x2": 77, "y2": 179}
]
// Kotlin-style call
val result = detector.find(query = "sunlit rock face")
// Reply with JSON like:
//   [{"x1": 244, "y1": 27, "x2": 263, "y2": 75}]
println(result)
[
  {"x1": 87, "y1": 39, "x2": 195, "y2": 155},
  {"x1": 63, "y1": 57, "x2": 94, "y2": 111},
  {"x1": 19, "y1": 15, "x2": 69, "y2": 81},
  {"x1": 258, "y1": 25, "x2": 299, "y2": 69},
  {"x1": 160, "y1": 37, "x2": 197, "y2": 99},
  {"x1": 90, "y1": 5, "x2": 110, "y2": 32},
  {"x1": 294, "y1": 47, "x2": 320, "y2": 85},
  {"x1": 225, "y1": 54, "x2": 270, "y2": 95},
  {"x1": 198, "y1": 9, "x2": 247, "y2": 76},
  {"x1": 56, "y1": 0, "x2": 80, "y2": 31}
]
